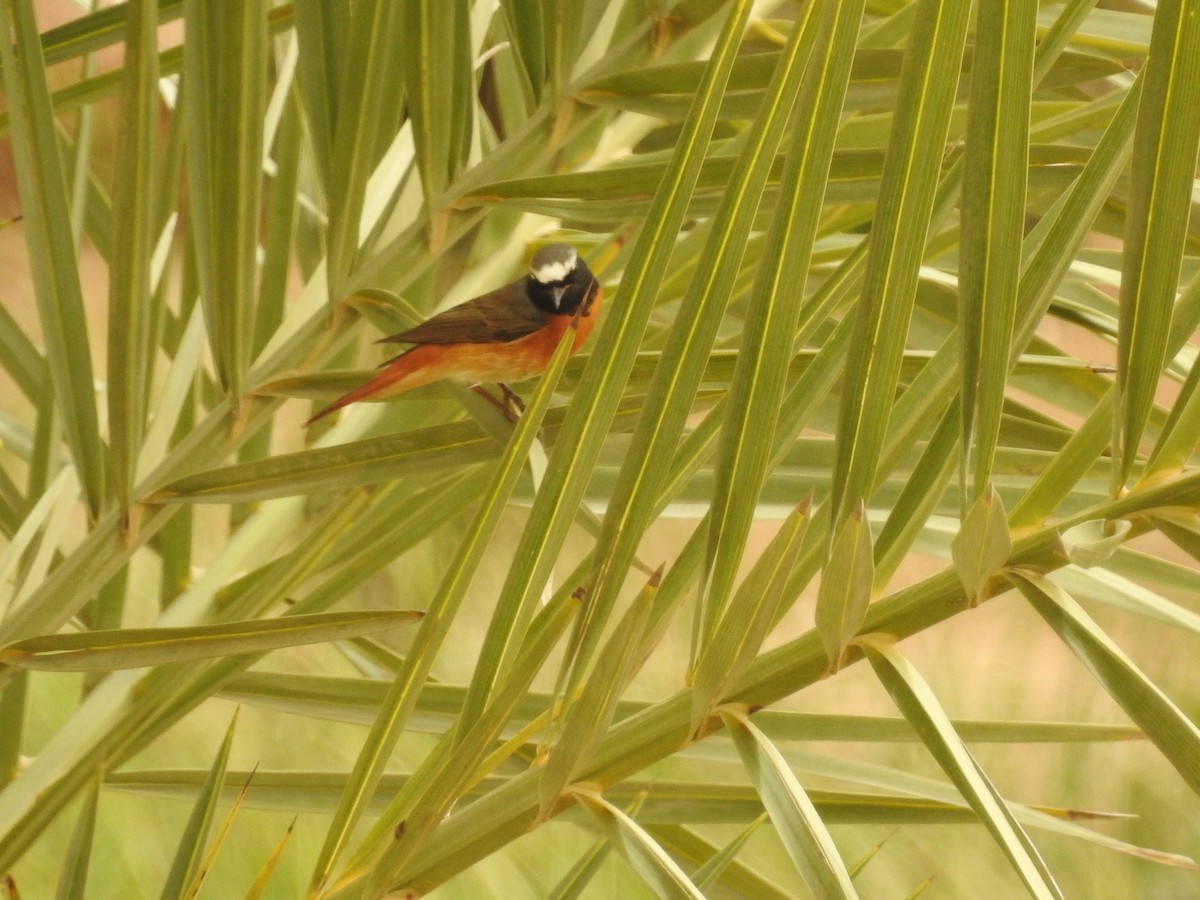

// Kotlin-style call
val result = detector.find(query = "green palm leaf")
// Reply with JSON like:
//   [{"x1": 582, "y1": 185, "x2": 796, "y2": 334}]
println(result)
[{"x1": 3, "y1": 3, "x2": 1200, "y2": 898}]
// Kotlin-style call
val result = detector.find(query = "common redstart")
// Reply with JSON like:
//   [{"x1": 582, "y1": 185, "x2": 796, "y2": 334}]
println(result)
[{"x1": 306, "y1": 244, "x2": 600, "y2": 425}]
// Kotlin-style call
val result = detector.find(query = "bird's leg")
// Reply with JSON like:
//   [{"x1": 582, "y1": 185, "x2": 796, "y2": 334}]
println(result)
[
  {"x1": 499, "y1": 383, "x2": 526, "y2": 416},
  {"x1": 471, "y1": 384, "x2": 524, "y2": 423}
]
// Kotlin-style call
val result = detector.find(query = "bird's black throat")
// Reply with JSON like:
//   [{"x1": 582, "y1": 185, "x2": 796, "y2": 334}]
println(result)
[{"x1": 526, "y1": 258, "x2": 598, "y2": 315}]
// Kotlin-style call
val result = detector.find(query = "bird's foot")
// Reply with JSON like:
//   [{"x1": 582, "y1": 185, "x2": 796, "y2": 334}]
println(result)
[
  {"x1": 471, "y1": 384, "x2": 525, "y2": 423},
  {"x1": 499, "y1": 384, "x2": 526, "y2": 416}
]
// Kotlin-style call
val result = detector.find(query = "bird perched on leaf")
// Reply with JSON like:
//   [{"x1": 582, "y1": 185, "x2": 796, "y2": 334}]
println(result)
[{"x1": 306, "y1": 244, "x2": 600, "y2": 425}]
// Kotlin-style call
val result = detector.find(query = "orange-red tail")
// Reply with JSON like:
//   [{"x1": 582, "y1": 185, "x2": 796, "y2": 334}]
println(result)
[{"x1": 305, "y1": 355, "x2": 416, "y2": 426}]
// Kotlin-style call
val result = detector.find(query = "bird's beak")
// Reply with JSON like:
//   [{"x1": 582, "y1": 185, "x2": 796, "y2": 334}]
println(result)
[{"x1": 552, "y1": 286, "x2": 566, "y2": 308}]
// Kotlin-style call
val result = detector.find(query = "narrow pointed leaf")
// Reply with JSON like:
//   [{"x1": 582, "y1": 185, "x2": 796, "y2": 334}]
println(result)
[
  {"x1": 722, "y1": 709, "x2": 858, "y2": 899},
  {"x1": 1147, "y1": 364, "x2": 1200, "y2": 479},
  {"x1": 832, "y1": 0, "x2": 970, "y2": 525},
  {"x1": 544, "y1": 831, "x2": 610, "y2": 900},
  {"x1": 1010, "y1": 393, "x2": 1114, "y2": 529},
  {"x1": 0, "y1": 611, "x2": 420, "y2": 672},
  {"x1": 875, "y1": 406, "x2": 958, "y2": 587},
  {"x1": 1013, "y1": 79, "x2": 1140, "y2": 358},
  {"x1": 573, "y1": 789, "x2": 706, "y2": 900},
  {"x1": 54, "y1": 777, "x2": 99, "y2": 900},
  {"x1": 540, "y1": 568, "x2": 658, "y2": 817},
  {"x1": 540, "y1": 0, "x2": 587, "y2": 108},
  {"x1": 692, "y1": 499, "x2": 810, "y2": 730},
  {"x1": 0, "y1": 0, "x2": 105, "y2": 514},
  {"x1": 702, "y1": 0, "x2": 865, "y2": 644},
  {"x1": 1011, "y1": 570, "x2": 1200, "y2": 797},
  {"x1": 349, "y1": 577, "x2": 580, "y2": 888},
  {"x1": 950, "y1": 484, "x2": 1012, "y2": 603},
  {"x1": 959, "y1": 0, "x2": 1036, "y2": 498},
  {"x1": 158, "y1": 711, "x2": 237, "y2": 900},
  {"x1": 0, "y1": 491, "x2": 375, "y2": 874},
  {"x1": 857, "y1": 635, "x2": 1063, "y2": 900},
  {"x1": 815, "y1": 502, "x2": 874, "y2": 670},
  {"x1": 497, "y1": 0, "x2": 545, "y2": 103},
  {"x1": 106, "y1": 0, "x2": 158, "y2": 518},
  {"x1": 1116, "y1": 0, "x2": 1200, "y2": 486},
  {"x1": 255, "y1": 89, "x2": 301, "y2": 359},
  {"x1": 0, "y1": 291, "x2": 43, "y2": 401},
  {"x1": 1142, "y1": 273, "x2": 1200, "y2": 477},
  {"x1": 147, "y1": 421, "x2": 498, "y2": 503},
  {"x1": 101, "y1": 767, "x2": 1149, "y2": 833},
  {"x1": 323, "y1": 2, "x2": 404, "y2": 293},
  {"x1": 242, "y1": 819, "x2": 295, "y2": 900},
  {"x1": 290, "y1": 1, "x2": 347, "y2": 191},
  {"x1": 1004, "y1": 84, "x2": 1144, "y2": 526},
  {"x1": 182, "y1": 0, "x2": 267, "y2": 397},
  {"x1": 678, "y1": 816, "x2": 771, "y2": 892},
  {"x1": 0, "y1": 673, "x2": 25, "y2": 786},
  {"x1": 183, "y1": 767, "x2": 255, "y2": 900},
  {"x1": 403, "y1": 0, "x2": 469, "y2": 225}
]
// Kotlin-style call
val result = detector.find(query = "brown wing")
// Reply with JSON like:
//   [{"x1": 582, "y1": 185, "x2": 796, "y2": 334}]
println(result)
[{"x1": 379, "y1": 280, "x2": 547, "y2": 345}]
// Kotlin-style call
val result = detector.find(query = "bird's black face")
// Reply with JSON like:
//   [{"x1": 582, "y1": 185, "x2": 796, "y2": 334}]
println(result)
[{"x1": 525, "y1": 244, "x2": 599, "y2": 316}]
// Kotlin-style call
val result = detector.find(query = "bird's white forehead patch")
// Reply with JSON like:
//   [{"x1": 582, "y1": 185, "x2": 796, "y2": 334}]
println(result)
[{"x1": 531, "y1": 246, "x2": 577, "y2": 284}]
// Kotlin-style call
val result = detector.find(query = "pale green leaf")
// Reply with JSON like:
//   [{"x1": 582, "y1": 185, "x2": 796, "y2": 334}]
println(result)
[
  {"x1": 832, "y1": 0, "x2": 970, "y2": 525},
  {"x1": 105, "y1": 0, "x2": 158, "y2": 519},
  {"x1": 657, "y1": 818, "x2": 778, "y2": 896},
  {"x1": 722, "y1": 710, "x2": 859, "y2": 899},
  {"x1": 702, "y1": 0, "x2": 865, "y2": 648},
  {"x1": 950, "y1": 484, "x2": 1012, "y2": 603},
  {"x1": 182, "y1": 766, "x2": 256, "y2": 900},
  {"x1": 147, "y1": 422, "x2": 497, "y2": 504},
  {"x1": 1116, "y1": 0, "x2": 1200, "y2": 487},
  {"x1": 497, "y1": 0, "x2": 546, "y2": 104},
  {"x1": 1054, "y1": 561, "x2": 1200, "y2": 639},
  {"x1": 242, "y1": 819, "x2": 295, "y2": 900},
  {"x1": 540, "y1": 568, "x2": 658, "y2": 817},
  {"x1": 158, "y1": 711, "x2": 237, "y2": 900},
  {"x1": 182, "y1": 0, "x2": 267, "y2": 398},
  {"x1": 544, "y1": 832, "x2": 611, "y2": 900},
  {"x1": 559, "y1": 2, "x2": 822, "y2": 722},
  {"x1": 692, "y1": 499, "x2": 810, "y2": 730},
  {"x1": 958, "y1": 0, "x2": 1035, "y2": 498},
  {"x1": 1011, "y1": 570, "x2": 1200, "y2": 797},
  {"x1": 343, "y1": 576, "x2": 580, "y2": 887},
  {"x1": 857, "y1": 635, "x2": 1063, "y2": 900},
  {"x1": 7, "y1": 0, "x2": 183, "y2": 70},
  {"x1": 290, "y1": 0, "x2": 347, "y2": 191},
  {"x1": 0, "y1": 0, "x2": 105, "y2": 514},
  {"x1": 0, "y1": 293, "x2": 43, "y2": 401},
  {"x1": 0, "y1": 672, "x2": 25, "y2": 786},
  {"x1": 815, "y1": 502, "x2": 875, "y2": 670},
  {"x1": 403, "y1": 0, "x2": 469, "y2": 225},
  {"x1": 574, "y1": 789, "x2": 706, "y2": 900},
  {"x1": 874, "y1": 407, "x2": 958, "y2": 587},
  {"x1": 54, "y1": 777, "x2": 99, "y2": 900},
  {"x1": 110, "y1": 766, "x2": 1136, "y2": 831},
  {"x1": 0, "y1": 611, "x2": 420, "y2": 672}
]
